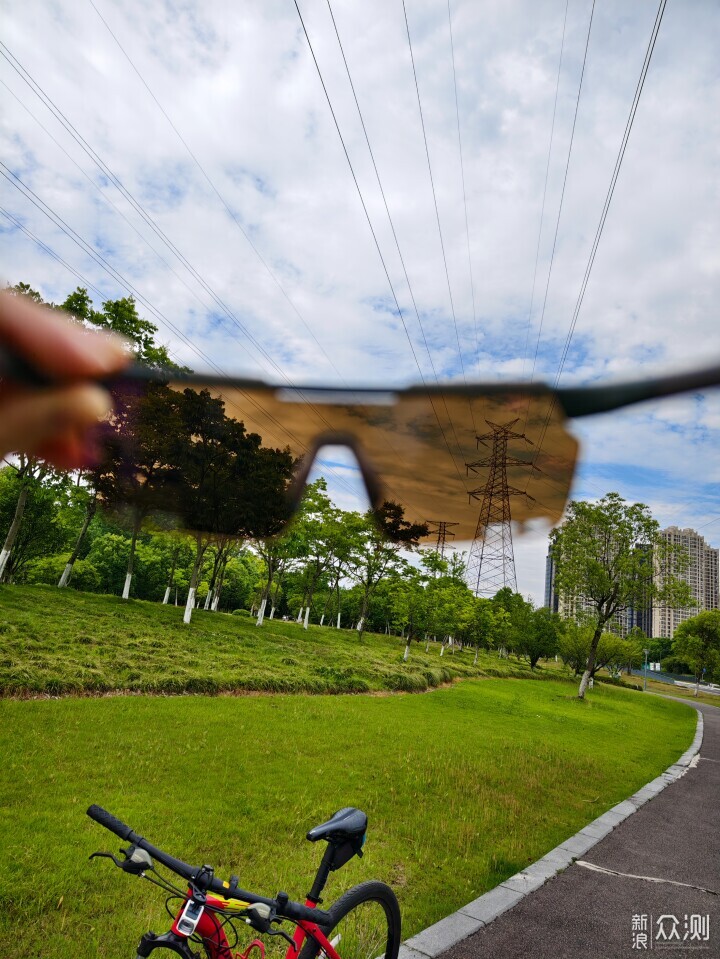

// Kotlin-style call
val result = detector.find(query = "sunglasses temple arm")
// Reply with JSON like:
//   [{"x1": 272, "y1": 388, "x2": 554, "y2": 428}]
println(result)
[{"x1": 557, "y1": 361, "x2": 720, "y2": 418}]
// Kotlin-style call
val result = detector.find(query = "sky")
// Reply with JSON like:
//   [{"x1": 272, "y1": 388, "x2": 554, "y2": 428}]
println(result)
[{"x1": 2, "y1": 0, "x2": 719, "y2": 604}]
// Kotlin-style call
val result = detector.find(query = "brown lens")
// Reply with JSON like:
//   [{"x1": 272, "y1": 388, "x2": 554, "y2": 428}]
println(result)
[{"x1": 95, "y1": 377, "x2": 577, "y2": 543}]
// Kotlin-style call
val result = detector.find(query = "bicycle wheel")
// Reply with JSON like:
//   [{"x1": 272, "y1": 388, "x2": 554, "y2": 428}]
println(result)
[{"x1": 299, "y1": 881, "x2": 401, "y2": 959}]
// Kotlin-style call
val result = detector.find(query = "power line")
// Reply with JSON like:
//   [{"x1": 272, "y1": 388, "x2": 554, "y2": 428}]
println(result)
[
  {"x1": 0, "y1": 76, "x2": 276, "y2": 355},
  {"x1": 401, "y1": 0, "x2": 473, "y2": 410},
  {"x1": 520, "y1": 0, "x2": 570, "y2": 381},
  {"x1": 85, "y1": 0, "x2": 344, "y2": 383},
  {"x1": 322, "y1": 0, "x2": 468, "y2": 479},
  {"x1": 293, "y1": 0, "x2": 475, "y2": 513},
  {"x1": 0, "y1": 167, "x2": 351, "y2": 474},
  {"x1": 553, "y1": 0, "x2": 668, "y2": 385},
  {"x1": 0, "y1": 207, "x2": 107, "y2": 301},
  {"x1": 528, "y1": 0, "x2": 668, "y2": 496},
  {"x1": 446, "y1": 0, "x2": 479, "y2": 373},
  {"x1": 0, "y1": 42, "x2": 323, "y2": 391},
  {"x1": 527, "y1": 0, "x2": 595, "y2": 388}
]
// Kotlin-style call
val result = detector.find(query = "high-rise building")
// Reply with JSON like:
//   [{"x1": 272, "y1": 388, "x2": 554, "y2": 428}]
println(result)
[
  {"x1": 652, "y1": 527, "x2": 719, "y2": 638},
  {"x1": 543, "y1": 539, "x2": 651, "y2": 638}
]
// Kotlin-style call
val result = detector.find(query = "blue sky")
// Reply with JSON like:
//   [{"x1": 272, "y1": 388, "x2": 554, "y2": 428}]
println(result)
[{"x1": 2, "y1": 0, "x2": 719, "y2": 603}]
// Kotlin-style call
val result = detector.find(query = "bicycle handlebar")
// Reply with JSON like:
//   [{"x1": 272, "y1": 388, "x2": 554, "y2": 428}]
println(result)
[{"x1": 86, "y1": 805, "x2": 331, "y2": 925}]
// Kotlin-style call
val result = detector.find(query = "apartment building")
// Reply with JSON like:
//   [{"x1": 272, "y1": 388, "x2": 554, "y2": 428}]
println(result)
[
  {"x1": 545, "y1": 526, "x2": 720, "y2": 638},
  {"x1": 652, "y1": 527, "x2": 719, "y2": 638}
]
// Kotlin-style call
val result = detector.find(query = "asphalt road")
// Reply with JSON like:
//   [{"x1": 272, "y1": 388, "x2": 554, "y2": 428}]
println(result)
[{"x1": 440, "y1": 700, "x2": 720, "y2": 959}]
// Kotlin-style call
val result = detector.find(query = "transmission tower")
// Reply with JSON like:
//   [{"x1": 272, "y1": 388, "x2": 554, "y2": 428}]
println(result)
[
  {"x1": 426, "y1": 520, "x2": 459, "y2": 559},
  {"x1": 465, "y1": 419, "x2": 536, "y2": 597}
]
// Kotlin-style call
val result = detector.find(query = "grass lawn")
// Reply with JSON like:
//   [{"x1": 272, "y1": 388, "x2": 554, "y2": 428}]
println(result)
[
  {"x1": 0, "y1": 585, "x2": 538, "y2": 696},
  {"x1": 0, "y1": 679, "x2": 696, "y2": 959}
]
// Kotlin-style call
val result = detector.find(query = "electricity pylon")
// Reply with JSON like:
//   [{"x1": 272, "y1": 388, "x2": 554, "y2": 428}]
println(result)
[
  {"x1": 426, "y1": 520, "x2": 459, "y2": 559},
  {"x1": 465, "y1": 419, "x2": 536, "y2": 597}
]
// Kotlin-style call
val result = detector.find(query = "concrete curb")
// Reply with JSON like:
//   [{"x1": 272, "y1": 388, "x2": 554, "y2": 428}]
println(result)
[{"x1": 400, "y1": 708, "x2": 704, "y2": 959}]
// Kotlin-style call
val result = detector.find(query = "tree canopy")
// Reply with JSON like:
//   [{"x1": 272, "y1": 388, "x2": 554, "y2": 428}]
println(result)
[{"x1": 551, "y1": 492, "x2": 691, "y2": 698}]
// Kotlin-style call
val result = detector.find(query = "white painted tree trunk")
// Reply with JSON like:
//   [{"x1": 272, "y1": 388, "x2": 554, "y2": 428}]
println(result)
[
  {"x1": 303, "y1": 606, "x2": 310, "y2": 630},
  {"x1": 269, "y1": 606, "x2": 275, "y2": 619},
  {"x1": 403, "y1": 643, "x2": 410, "y2": 662},
  {"x1": 320, "y1": 614, "x2": 325, "y2": 626},
  {"x1": 163, "y1": 586, "x2": 171, "y2": 605},
  {"x1": 440, "y1": 644, "x2": 444, "y2": 657},
  {"x1": 212, "y1": 594, "x2": 220, "y2": 611},
  {"x1": 0, "y1": 484, "x2": 29, "y2": 581},
  {"x1": 356, "y1": 617, "x2": 364, "y2": 633},
  {"x1": 122, "y1": 573, "x2": 132, "y2": 600},
  {"x1": 336, "y1": 612, "x2": 341, "y2": 629},
  {"x1": 204, "y1": 589, "x2": 213, "y2": 610},
  {"x1": 58, "y1": 563, "x2": 74, "y2": 588},
  {"x1": 256, "y1": 597, "x2": 267, "y2": 627},
  {"x1": 296, "y1": 608, "x2": 303, "y2": 623},
  {"x1": 578, "y1": 668, "x2": 592, "y2": 698},
  {"x1": 184, "y1": 587, "x2": 196, "y2": 624}
]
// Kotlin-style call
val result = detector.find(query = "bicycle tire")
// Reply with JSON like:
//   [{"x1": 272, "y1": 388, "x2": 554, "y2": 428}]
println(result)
[{"x1": 298, "y1": 881, "x2": 401, "y2": 959}]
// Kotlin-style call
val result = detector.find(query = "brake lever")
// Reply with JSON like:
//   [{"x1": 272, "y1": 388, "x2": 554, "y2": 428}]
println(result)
[
  {"x1": 89, "y1": 845, "x2": 154, "y2": 875},
  {"x1": 89, "y1": 850, "x2": 125, "y2": 868},
  {"x1": 266, "y1": 925, "x2": 296, "y2": 949}
]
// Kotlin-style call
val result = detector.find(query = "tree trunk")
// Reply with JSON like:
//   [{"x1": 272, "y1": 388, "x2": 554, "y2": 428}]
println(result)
[
  {"x1": 357, "y1": 590, "x2": 370, "y2": 638},
  {"x1": 58, "y1": 493, "x2": 97, "y2": 587},
  {"x1": 0, "y1": 484, "x2": 29, "y2": 582},
  {"x1": 403, "y1": 643, "x2": 410, "y2": 662},
  {"x1": 578, "y1": 622, "x2": 605, "y2": 699},
  {"x1": 162, "y1": 548, "x2": 179, "y2": 604},
  {"x1": 256, "y1": 597, "x2": 267, "y2": 626},
  {"x1": 336, "y1": 611, "x2": 341, "y2": 629},
  {"x1": 320, "y1": 614, "x2": 325, "y2": 626},
  {"x1": 303, "y1": 606, "x2": 310, "y2": 630},
  {"x1": 122, "y1": 516, "x2": 141, "y2": 600},
  {"x1": 183, "y1": 537, "x2": 208, "y2": 625},
  {"x1": 296, "y1": 607, "x2": 304, "y2": 623}
]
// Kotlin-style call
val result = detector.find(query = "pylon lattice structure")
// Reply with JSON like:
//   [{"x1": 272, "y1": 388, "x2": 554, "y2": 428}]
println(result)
[
  {"x1": 466, "y1": 419, "x2": 536, "y2": 597},
  {"x1": 426, "y1": 520, "x2": 459, "y2": 560}
]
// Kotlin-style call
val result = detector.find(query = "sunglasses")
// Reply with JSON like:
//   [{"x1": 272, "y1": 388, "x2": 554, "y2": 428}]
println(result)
[{"x1": 3, "y1": 347, "x2": 720, "y2": 543}]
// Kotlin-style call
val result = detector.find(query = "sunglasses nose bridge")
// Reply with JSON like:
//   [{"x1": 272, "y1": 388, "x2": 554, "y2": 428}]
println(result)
[{"x1": 287, "y1": 431, "x2": 385, "y2": 516}]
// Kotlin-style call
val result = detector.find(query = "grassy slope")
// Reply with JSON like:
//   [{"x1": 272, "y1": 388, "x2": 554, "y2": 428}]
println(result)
[
  {"x1": 0, "y1": 680, "x2": 695, "y2": 959},
  {"x1": 0, "y1": 585, "x2": 537, "y2": 696}
]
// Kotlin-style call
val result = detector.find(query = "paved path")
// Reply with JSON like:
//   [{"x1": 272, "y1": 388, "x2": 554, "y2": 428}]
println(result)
[{"x1": 406, "y1": 700, "x2": 719, "y2": 959}]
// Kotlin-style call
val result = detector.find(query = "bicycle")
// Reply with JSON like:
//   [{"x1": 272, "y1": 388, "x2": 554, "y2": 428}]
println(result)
[{"x1": 87, "y1": 804, "x2": 401, "y2": 959}]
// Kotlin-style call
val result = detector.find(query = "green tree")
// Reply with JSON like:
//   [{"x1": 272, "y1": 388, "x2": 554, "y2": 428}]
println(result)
[
  {"x1": 672, "y1": 610, "x2": 720, "y2": 694},
  {"x1": 551, "y1": 493, "x2": 691, "y2": 699},
  {"x1": 347, "y1": 502, "x2": 427, "y2": 639},
  {"x1": 517, "y1": 606, "x2": 563, "y2": 670}
]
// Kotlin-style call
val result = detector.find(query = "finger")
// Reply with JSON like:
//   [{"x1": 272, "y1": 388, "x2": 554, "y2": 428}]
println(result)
[
  {"x1": 0, "y1": 384, "x2": 112, "y2": 462},
  {"x1": 0, "y1": 289, "x2": 129, "y2": 382}
]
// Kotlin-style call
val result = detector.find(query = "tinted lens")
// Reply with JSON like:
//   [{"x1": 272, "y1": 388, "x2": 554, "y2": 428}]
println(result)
[{"x1": 95, "y1": 377, "x2": 577, "y2": 542}]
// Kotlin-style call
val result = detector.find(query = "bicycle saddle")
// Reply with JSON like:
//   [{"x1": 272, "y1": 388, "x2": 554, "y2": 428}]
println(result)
[{"x1": 306, "y1": 807, "x2": 367, "y2": 843}]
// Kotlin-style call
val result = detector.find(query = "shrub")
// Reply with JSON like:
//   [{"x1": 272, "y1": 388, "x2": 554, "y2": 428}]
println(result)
[{"x1": 233, "y1": 609, "x2": 252, "y2": 617}]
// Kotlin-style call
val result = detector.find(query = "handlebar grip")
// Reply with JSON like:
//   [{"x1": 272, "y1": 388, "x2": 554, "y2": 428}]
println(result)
[{"x1": 87, "y1": 805, "x2": 137, "y2": 842}]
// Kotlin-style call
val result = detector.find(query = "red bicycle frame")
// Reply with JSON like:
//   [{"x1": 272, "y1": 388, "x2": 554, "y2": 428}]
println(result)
[{"x1": 171, "y1": 893, "x2": 342, "y2": 959}]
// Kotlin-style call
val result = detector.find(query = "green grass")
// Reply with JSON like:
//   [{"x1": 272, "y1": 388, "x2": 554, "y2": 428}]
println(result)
[
  {"x1": 0, "y1": 585, "x2": 537, "y2": 696},
  {"x1": 0, "y1": 679, "x2": 695, "y2": 958}
]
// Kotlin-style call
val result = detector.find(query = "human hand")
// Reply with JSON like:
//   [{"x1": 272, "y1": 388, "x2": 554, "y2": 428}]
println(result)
[{"x1": 0, "y1": 289, "x2": 129, "y2": 469}]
